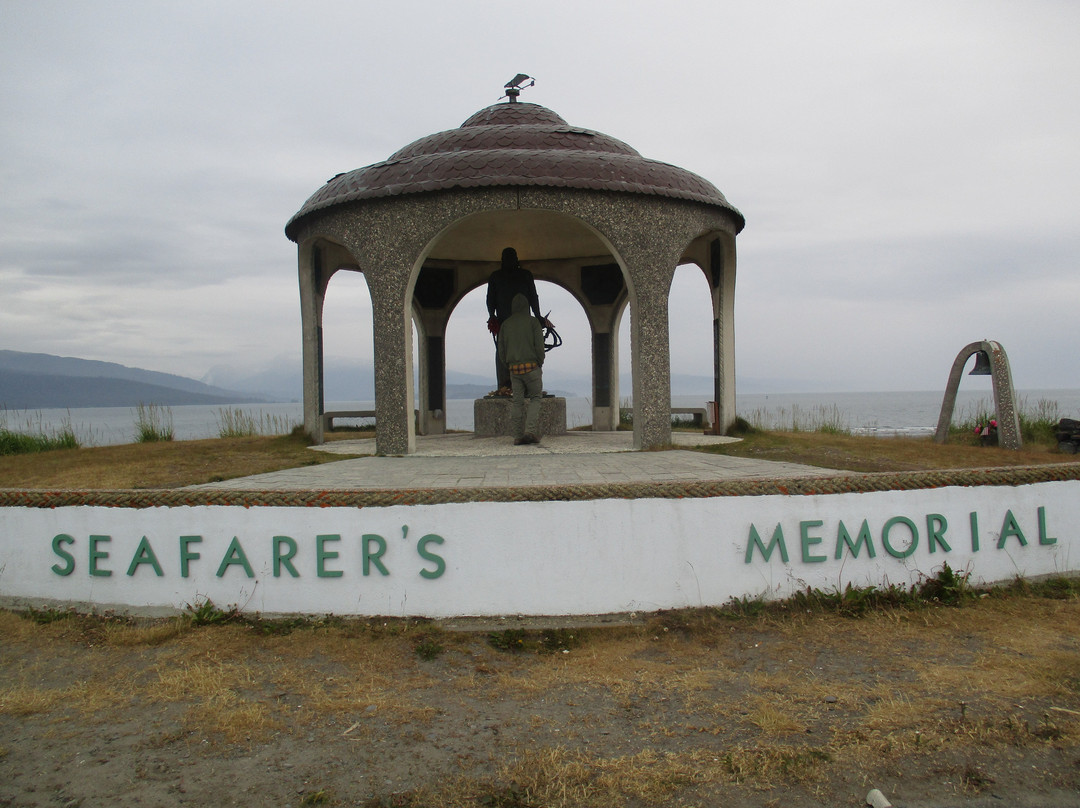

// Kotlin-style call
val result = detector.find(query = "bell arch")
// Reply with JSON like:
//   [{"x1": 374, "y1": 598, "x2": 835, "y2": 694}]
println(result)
[{"x1": 934, "y1": 340, "x2": 1021, "y2": 450}]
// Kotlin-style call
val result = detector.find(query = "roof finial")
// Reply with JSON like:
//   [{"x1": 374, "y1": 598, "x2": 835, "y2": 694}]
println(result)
[{"x1": 503, "y1": 74, "x2": 535, "y2": 103}]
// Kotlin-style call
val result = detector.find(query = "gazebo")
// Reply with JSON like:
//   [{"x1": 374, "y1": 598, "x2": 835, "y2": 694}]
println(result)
[{"x1": 285, "y1": 83, "x2": 745, "y2": 455}]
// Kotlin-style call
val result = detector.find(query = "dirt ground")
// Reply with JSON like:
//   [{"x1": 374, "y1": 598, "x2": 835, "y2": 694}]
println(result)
[{"x1": 1, "y1": 588, "x2": 1079, "y2": 808}]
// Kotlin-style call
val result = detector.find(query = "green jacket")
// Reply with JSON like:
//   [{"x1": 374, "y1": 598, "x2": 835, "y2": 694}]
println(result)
[{"x1": 497, "y1": 294, "x2": 545, "y2": 369}]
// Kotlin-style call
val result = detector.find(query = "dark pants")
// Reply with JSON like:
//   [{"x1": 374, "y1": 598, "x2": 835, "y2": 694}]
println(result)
[
  {"x1": 494, "y1": 344, "x2": 511, "y2": 390},
  {"x1": 510, "y1": 368, "x2": 543, "y2": 439}
]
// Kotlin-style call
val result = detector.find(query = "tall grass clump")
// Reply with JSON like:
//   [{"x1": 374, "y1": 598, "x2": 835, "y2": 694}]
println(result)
[
  {"x1": 743, "y1": 403, "x2": 851, "y2": 435},
  {"x1": 133, "y1": 403, "x2": 174, "y2": 443},
  {"x1": 0, "y1": 425, "x2": 79, "y2": 455},
  {"x1": 1018, "y1": 397, "x2": 1061, "y2": 444},
  {"x1": 0, "y1": 410, "x2": 80, "y2": 455},
  {"x1": 948, "y1": 397, "x2": 1062, "y2": 445},
  {"x1": 617, "y1": 398, "x2": 633, "y2": 430},
  {"x1": 217, "y1": 407, "x2": 297, "y2": 438}
]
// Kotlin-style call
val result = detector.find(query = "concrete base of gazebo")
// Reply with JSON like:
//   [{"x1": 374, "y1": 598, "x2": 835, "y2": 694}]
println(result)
[{"x1": 473, "y1": 396, "x2": 567, "y2": 438}]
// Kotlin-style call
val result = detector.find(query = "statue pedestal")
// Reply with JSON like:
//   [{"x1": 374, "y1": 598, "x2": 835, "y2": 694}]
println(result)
[{"x1": 473, "y1": 397, "x2": 567, "y2": 438}]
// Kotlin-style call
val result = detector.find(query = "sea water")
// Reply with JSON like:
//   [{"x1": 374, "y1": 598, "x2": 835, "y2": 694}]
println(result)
[{"x1": 4, "y1": 389, "x2": 1079, "y2": 447}]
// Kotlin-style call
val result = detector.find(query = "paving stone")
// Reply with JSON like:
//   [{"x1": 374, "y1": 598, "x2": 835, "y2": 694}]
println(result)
[{"x1": 190, "y1": 432, "x2": 843, "y2": 492}]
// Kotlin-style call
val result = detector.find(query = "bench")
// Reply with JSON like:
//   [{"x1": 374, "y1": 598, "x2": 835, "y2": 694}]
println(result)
[
  {"x1": 618, "y1": 407, "x2": 711, "y2": 428},
  {"x1": 321, "y1": 410, "x2": 376, "y2": 432}
]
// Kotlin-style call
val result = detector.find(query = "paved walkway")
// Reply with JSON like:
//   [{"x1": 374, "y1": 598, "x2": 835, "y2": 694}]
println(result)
[{"x1": 192, "y1": 431, "x2": 843, "y2": 491}]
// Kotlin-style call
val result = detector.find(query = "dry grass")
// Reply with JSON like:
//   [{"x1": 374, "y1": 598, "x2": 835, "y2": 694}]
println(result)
[
  {"x1": 0, "y1": 427, "x2": 1073, "y2": 491},
  {"x1": 0, "y1": 432, "x2": 365, "y2": 489},
  {"x1": 2, "y1": 588, "x2": 1079, "y2": 805},
  {"x1": 705, "y1": 430, "x2": 1068, "y2": 472}
]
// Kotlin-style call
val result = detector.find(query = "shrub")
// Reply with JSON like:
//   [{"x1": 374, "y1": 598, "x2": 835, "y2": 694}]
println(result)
[{"x1": 726, "y1": 416, "x2": 756, "y2": 437}]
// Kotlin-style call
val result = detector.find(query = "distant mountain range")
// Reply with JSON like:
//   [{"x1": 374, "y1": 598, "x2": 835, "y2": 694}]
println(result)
[
  {"x1": 0, "y1": 350, "x2": 266, "y2": 409},
  {"x1": 202, "y1": 359, "x2": 583, "y2": 402},
  {"x1": 2, "y1": 348, "x2": 790, "y2": 411}
]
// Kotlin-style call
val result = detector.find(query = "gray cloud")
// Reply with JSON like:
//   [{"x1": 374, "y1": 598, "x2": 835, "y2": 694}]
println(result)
[{"x1": 2, "y1": 0, "x2": 1078, "y2": 392}]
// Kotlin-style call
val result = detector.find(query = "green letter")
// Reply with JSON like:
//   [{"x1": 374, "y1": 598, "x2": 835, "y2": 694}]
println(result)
[
  {"x1": 835, "y1": 519, "x2": 875, "y2": 559},
  {"x1": 745, "y1": 524, "x2": 789, "y2": 564},
  {"x1": 216, "y1": 537, "x2": 254, "y2": 578},
  {"x1": 882, "y1": 517, "x2": 918, "y2": 559},
  {"x1": 362, "y1": 534, "x2": 389, "y2": 576},
  {"x1": 417, "y1": 534, "x2": 446, "y2": 579},
  {"x1": 126, "y1": 536, "x2": 163, "y2": 576},
  {"x1": 316, "y1": 534, "x2": 343, "y2": 578},
  {"x1": 89, "y1": 535, "x2": 112, "y2": 577},
  {"x1": 1038, "y1": 507, "x2": 1057, "y2": 545},
  {"x1": 51, "y1": 534, "x2": 75, "y2": 576},
  {"x1": 997, "y1": 510, "x2": 1027, "y2": 549},
  {"x1": 180, "y1": 535, "x2": 202, "y2": 577},
  {"x1": 926, "y1": 514, "x2": 951, "y2": 554},
  {"x1": 274, "y1": 536, "x2": 299, "y2": 577},
  {"x1": 800, "y1": 520, "x2": 826, "y2": 563},
  {"x1": 969, "y1": 512, "x2": 980, "y2": 552}
]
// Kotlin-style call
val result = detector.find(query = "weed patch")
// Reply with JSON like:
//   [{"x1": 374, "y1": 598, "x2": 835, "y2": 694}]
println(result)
[{"x1": 185, "y1": 598, "x2": 241, "y2": 626}]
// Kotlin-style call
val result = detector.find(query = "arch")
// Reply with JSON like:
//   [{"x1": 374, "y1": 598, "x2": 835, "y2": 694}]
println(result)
[
  {"x1": 668, "y1": 263, "x2": 715, "y2": 426},
  {"x1": 405, "y1": 207, "x2": 636, "y2": 435},
  {"x1": 297, "y1": 236, "x2": 367, "y2": 441},
  {"x1": 321, "y1": 268, "x2": 375, "y2": 404},
  {"x1": 934, "y1": 340, "x2": 1022, "y2": 449}
]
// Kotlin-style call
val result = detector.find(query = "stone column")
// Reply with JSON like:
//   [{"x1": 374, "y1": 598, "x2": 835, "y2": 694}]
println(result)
[
  {"x1": 591, "y1": 326, "x2": 619, "y2": 431},
  {"x1": 587, "y1": 299, "x2": 625, "y2": 431},
  {"x1": 414, "y1": 309, "x2": 447, "y2": 436},
  {"x1": 298, "y1": 243, "x2": 327, "y2": 443},
  {"x1": 711, "y1": 236, "x2": 737, "y2": 434},
  {"x1": 368, "y1": 264, "x2": 416, "y2": 455},
  {"x1": 629, "y1": 280, "x2": 672, "y2": 450}
]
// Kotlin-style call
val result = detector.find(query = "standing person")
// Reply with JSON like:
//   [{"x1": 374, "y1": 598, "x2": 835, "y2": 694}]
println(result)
[
  {"x1": 497, "y1": 293, "x2": 546, "y2": 445},
  {"x1": 487, "y1": 247, "x2": 546, "y2": 392}
]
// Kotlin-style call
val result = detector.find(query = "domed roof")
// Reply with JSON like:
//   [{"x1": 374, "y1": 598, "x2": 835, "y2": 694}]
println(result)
[{"x1": 285, "y1": 102, "x2": 744, "y2": 238}]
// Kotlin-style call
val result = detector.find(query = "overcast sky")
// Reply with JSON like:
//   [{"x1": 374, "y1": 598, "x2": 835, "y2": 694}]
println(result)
[{"x1": 2, "y1": 0, "x2": 1078, "y2": 396}]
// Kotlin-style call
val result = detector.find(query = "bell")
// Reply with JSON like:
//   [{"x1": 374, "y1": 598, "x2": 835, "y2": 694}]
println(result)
[{"x1": 969, "y1": 351, "x2": 992, "y2": 376}]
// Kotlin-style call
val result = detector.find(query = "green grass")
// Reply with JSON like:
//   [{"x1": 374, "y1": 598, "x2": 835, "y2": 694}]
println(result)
[
  {"x1": 216, "y1": 407, "x2": 298, "y2": 438},
  {"x1": 133, "y1": 402, "x2": 174, "y2": 443},
  {"x1": 741, "y1": 403, "x2": 852, "y2": 434},
  {"x1": 948, "y1": 396, "x2": 1062, "y2": 445},
  {"x1": 0, "y1": 411, "x2": 80, "y2": 455}
]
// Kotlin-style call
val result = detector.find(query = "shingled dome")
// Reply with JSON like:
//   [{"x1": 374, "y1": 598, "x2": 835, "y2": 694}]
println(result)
[
  {"x1": 288, "y1": 91, "x2": 743, "y2": 456},
  {"x1": 285, "y1": 102, "x2": 743, "y2": 238}
]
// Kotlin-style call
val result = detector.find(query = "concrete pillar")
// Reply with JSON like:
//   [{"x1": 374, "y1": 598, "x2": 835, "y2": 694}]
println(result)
[
  {"x1": 369, "y1": 265, "x2": 415, "y2": 456},
  {"x1": 299, "y1": 243, "x2": 327, "y2": 444},
  {"x1": 414, "y1": 311, "x2": 447, "y2": 435},
  {"x1": 591, "y1": 328, "x2": 619, "y2": 430},
  {"x1": 711, "y1": 236, "x2": 737, "y2": 434},
  {"x1": 629, "y1": 282, "x2": 672, "y2": 450},
  {"x1": 587, "y1": 299, "x2": 625, "y2": 431}
]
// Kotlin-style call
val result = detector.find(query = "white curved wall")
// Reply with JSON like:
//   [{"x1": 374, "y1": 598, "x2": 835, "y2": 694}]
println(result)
[{"x1": 1, "y1": 481, "x2": 1076, "y2": 617}]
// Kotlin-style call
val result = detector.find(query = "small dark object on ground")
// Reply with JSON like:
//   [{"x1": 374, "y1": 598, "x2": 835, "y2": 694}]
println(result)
[{"x1": 1055, "y1": 418, "x2": 1080, "y2": 454}]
